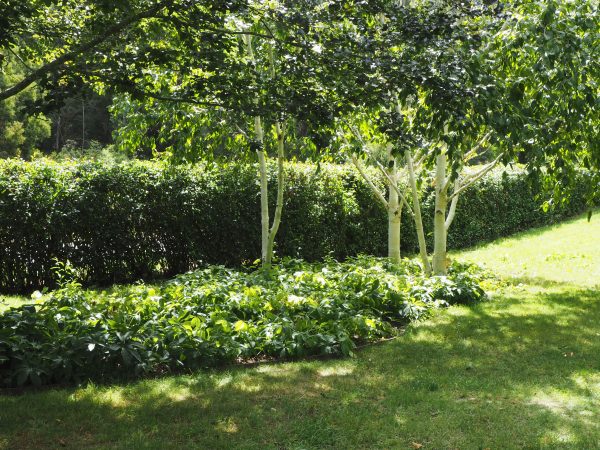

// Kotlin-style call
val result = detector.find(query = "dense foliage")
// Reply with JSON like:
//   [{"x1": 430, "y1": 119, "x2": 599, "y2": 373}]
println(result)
[
  {"x1": 0, "y1": 159, "x2": 587, "y2": 294},
  {"x1": 488, "y1": 0, "x2": 600, "y2": 207},
  {"x1": 0, "y1": 257, "x2": 489, "y2": 387},
  {"x1": 0, "y1": 57, "x2": 51, "y2": 159}
]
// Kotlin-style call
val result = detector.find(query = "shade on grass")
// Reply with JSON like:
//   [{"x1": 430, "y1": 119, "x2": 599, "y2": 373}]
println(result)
[{"x1": 1, "y1": 212, "x2": 599, "y2": 449}]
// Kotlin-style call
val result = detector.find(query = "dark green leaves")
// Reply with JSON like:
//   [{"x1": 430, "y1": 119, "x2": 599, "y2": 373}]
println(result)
[{"x1": 0, "y1": 257, "x2": 489, "y2": 387}]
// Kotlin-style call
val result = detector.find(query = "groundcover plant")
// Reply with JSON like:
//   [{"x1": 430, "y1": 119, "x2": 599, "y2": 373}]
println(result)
[{"x1": 0, "y1": 257, "x2": 488, "y2": 387}]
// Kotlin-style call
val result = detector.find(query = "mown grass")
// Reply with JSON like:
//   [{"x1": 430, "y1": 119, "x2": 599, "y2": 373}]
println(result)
[
  {"x1": 1, "y1": 212, "x2": 599, "y2": 449},
  {"x1": 0, "y1": 296, "x2": 31, "y2": 313},
  {"x1": 454, "y1": 210, "x2": 600, "y2": 288}
]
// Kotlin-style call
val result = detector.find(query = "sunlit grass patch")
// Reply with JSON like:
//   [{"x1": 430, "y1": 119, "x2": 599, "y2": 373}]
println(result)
[
  {"x1": 454, "y1": 210, "x2": 600, "y2": 287},
  {"x1": 0, "y1": 296, "x2": 30, "y2": 312}
]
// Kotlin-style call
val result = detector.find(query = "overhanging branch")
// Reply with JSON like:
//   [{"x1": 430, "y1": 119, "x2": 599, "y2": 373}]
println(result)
[
  {"x1": 0, "y1": 0, "x2": 173, "y2": 101},
  {"x1": 128, "y1": 87, "x2": 224, "y2": 108}
]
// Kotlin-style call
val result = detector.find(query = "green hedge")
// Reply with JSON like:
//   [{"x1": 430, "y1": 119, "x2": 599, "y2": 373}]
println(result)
[{"x1": 0, "y1": 159, "x2": 585, "y2": 293}]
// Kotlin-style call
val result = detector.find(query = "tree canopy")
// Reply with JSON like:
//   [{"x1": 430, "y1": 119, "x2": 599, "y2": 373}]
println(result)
[{"x1": 1, "y1": 0, "x2": 598, "y2": 206}]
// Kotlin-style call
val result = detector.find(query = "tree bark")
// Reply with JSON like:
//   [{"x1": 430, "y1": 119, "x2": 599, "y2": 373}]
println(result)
[
  {"x1": 405, "y1": 149, "x2": 432, "y2": 275},
  {"x1": 253, "y1": 116, "x2": 270, "y2": 267},
  {"x1": 432, "y1": 150, "x2": 448, "y2": 275},
  {"x1": 387, "y1": 154, "x2": 402, "y2": 264},
  {"x1": 387, "y1": 184, "x2": 401, "y2": 264},
  {"x1": 265, "y1": 122, "x2": 285, "y2": 266}
]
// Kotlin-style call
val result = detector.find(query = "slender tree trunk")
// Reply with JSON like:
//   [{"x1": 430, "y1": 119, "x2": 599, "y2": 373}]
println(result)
[
  {"x1": 387, "y1": 156, "x2": 402, "y2": 264},
  {"x1": 388, "y1": 185, "x2": 401, "y2": 264},
  {"x1": 253, "y1": 116, "x2": 270, "y2": 267},
  {"x1": 265, "y1": 122, "x2": 285, "y2": 266},
  {"x1": 405, "y1": 149, "x2": 432, "y2": 275},
  {"x1": 432, "y1": 150, "x2": 448, "y2": 275},
  {"x1": 245, "y1": 34, "x2": 277, "y2": 269}
]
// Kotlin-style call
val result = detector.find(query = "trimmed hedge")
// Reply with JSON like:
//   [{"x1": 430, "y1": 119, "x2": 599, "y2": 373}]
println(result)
[{"x1": 0, "y1": 159, "x2": 585, "y2": 293}]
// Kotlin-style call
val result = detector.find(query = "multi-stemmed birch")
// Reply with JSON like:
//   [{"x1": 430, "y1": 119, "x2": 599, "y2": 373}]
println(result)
[
  {"x1": 429, "y1": 131, "x2": 502, "y2": 274},
  {"x1": 341, "y1": 121, "x2": 431, "y2": 272},
  {"x1": 350, "y1": 146, "x2": 405, "y2": 265}
]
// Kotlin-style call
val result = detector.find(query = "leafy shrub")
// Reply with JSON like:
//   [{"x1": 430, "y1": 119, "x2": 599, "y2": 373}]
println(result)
[
  {"x1": 0, "y1": 159, "x2": 586, "y2": 293},
  {"x1": 0, "y1": 258, "x2": 488, "y2": 387}
]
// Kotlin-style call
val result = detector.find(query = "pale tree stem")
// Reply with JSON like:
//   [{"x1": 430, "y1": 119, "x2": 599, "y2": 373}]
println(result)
[
  {"x1": 445, "y1": 181, "x2": 460, "y2": 231},
  {"x1": 414, "y1": 152, "x2": 427, "y2": 168},
  {"x1": 432, "y1": 149, "x2": 448, "y2": 275},
  {"x1": 351, "y1": 155, "x2": 389, "y2": 209},
  {"x1": 351, "y1": 152, "x2": 402, "y2": 264},
  {"x1": 254, "y1": 116, "x2": 270, "y2": 267},
  {"x1": 266, "y1": 122, "x2": 285, "y2": 265},
  {"x1": 387, "y1": 154, "x2": 402, "y2": 264},
  {"x1": 245, "y1": 33, "x2": 272, "y2": 269},
  {"x1": 406, "y1": 149, "x2": 432, "y2": 276}
]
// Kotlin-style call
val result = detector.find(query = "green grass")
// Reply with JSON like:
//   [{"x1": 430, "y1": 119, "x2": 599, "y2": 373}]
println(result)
[
  {"x1": 454, "y1": 211, "x2": 600, "y2": 288},
  {"x1": 1, "y1": 212, "x2": 600, "y2": 449},
  {"x1": 0, "y1": 296, "x2": 31, "y2": 313}
]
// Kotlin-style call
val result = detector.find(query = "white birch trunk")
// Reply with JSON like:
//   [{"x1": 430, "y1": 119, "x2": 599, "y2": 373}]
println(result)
[
  {"x1": 254, "y1": 116, "x2": 270, "y2": 266},
  {"x1": 405, "y1": 149, "x2": 432, "y2": 275},
  {"x1": 387, "y1": 184, "x2": 401, "y2": 264},
  {"x1": 432, "y1": 149, "x2": 448, "y2": 275},
  {"x1": 387, "y1": 155, "x2": 401, "y2": 264},
  {"x1": 265, "y1": 122, "x2": 285, "y2": 266}
]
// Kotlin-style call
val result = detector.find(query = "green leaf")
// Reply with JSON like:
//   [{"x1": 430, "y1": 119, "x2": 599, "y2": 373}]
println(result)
[{"x1": 234, "y1": 320, "x2": 248, "y2": 332}]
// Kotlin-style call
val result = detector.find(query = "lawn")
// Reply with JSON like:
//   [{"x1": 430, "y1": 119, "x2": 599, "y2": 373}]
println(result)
[
  {"x1": 0, "y1": 296, "x2": 31, "y2": 313},
  {"x1": 1, "y1": 213, "x2": 599, "y2": 449}
]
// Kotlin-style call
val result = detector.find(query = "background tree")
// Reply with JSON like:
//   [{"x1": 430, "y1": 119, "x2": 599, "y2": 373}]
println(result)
[
  {"x1": 0, "y1": 55, "x2": 51, "y2": 158},
  {"x1": 98, "y1": 1, "x2": 337, "y2": 267},
  {"x1": 43, "y1": 92, "x2": 113, "y2": 153}
]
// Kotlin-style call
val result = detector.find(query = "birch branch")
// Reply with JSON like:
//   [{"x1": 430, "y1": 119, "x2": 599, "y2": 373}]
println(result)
[
  {"x1": 445, "y1": 180, "x2": 460, "y2": 231},
  {"x1": 370, "y1": 157, "x2": 414, "y2": 216},
  {"x1": 269, "y1": 122, "x2": 285, "y2": 241},
  {"x1": 351, "y1": 155, "x2": 389, "y2": 209},
  {"x1": 449, "y1": 152, "x2": 505, "y2": 200},
  {"x1": 414, "y1": 152, "x2": 427, "y2": 169},
  {"x1": 463, "y1": 131, "x2": 493, "y2": 163}
]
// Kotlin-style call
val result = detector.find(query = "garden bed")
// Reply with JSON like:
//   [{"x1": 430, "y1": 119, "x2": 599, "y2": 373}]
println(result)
[{"x1": 0, "y1": 257, "x2": 489, "y2": 388}]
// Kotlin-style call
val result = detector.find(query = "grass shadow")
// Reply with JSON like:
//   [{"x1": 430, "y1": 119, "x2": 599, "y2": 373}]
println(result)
[{"x1": 1, "y1": 282, "x2": 600, "y2": 449}]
